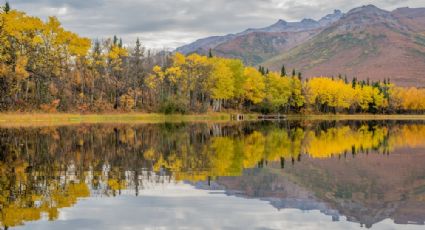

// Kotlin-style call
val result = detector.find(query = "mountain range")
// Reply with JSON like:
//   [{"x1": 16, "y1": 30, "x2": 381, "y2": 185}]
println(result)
[{"x1": 176, "y1": 5, "x2": 425, "y2": 86}]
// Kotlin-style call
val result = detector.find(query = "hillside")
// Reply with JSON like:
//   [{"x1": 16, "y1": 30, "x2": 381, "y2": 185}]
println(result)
[
  {"x1": 176, "y1": 5, "x2": 425, "y2": 86},
  {"x1": 263, "y1": 5, "x2": 425, "y2": 86}
]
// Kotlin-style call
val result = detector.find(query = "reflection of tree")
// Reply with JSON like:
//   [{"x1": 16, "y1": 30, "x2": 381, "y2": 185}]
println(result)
[{"x1": 1, "y1": 121, "x2": 425, "y2": 227}]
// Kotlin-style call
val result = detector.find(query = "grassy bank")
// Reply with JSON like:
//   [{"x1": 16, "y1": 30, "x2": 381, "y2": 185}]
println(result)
[
  {"x1": 0, "y1": 113, "x2": 233, "y2": 127},
  {"x1": 286, "y1": 114, "x2": 425, "y2": 121},
  {"x1": 1, "y1": 113, "x2": 425, "y2": 127}
]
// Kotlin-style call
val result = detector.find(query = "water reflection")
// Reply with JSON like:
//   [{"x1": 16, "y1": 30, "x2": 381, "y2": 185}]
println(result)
[{"x1": 1, "y1": 121, "x2": 425, "y2": 229}]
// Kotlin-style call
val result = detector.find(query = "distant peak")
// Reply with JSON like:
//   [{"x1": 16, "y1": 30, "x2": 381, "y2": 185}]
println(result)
[
  {"x1": 301, "y1": 18, "x2": 317, "y2": 23},
  {"x1": 363, "y1": 4, "x2": 379, "y2": 9},
  {"x1": 347, "y1": 4, "x2": 388, "y2": 14},
  {"x1": 318, "y1": 9, "x2": 344, "y2": 25}
]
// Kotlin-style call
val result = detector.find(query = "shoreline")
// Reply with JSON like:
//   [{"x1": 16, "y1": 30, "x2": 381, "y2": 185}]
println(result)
[{"x1": 1, "y1": 113, "x2": 425, "y2": 127}]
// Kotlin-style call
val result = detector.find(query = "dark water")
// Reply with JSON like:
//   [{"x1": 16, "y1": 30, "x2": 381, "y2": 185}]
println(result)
[{"x1": 1, "y1": 120, "x2": 425, "y2": 230}]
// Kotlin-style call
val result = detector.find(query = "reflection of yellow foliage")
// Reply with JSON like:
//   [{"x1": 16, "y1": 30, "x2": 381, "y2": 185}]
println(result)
[
  {"x1": 0, "y1": 181, "x2": 89, "y2": 228},
  {"x1": 305, "y1": 126, "x2": 387, "y2": 158},
  {"x1": 243, "y1": 131, "x2": 265, "y2": 168},
  {"x1": 107, "y1": 179, "x2": 126, "y2": 191},
  {"x1": 388, "y1": 125, "x2": 425, "y2": 149},
  {"x1": 265, "y1": 128, "x2": 304, "y2": 161},
  {"x1": 143, "y1": 148, "x2": 156, "y2": 160},
  {"x1": 153, "y1": 155, "x2": 168, "y2": 172},
  {"x1": 209, "y1": 137, "x2": 235, "y2": 176},
  {"x1": 119, "y1": 128, "x2": 135, "y2": 144}
]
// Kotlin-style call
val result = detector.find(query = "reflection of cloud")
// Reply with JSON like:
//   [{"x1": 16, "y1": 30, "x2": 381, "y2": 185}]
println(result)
[
  {"x1": 9, "y1": 0, "x2": 425, "y2": 49},
  {"x1": 15, "y1": 183, "x2": 423, "y2": 230}
]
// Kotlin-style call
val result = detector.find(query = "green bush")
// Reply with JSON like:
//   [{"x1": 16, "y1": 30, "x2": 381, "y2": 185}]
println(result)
[{"x1": 159, "y1": 97, "x2": 187, "y2": 114}]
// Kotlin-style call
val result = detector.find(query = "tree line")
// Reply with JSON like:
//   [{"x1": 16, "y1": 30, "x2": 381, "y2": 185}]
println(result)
[{"x1": 1, "y1": 5, "x2": 425, "y2": 114}]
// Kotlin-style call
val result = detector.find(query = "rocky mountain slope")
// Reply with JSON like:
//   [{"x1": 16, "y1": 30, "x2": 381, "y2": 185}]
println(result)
[
  {"x1": 176, "y1": 5, "x2": 425, "y2": 86},
  {"x1": 263, "y1": 5, "x2": 425, "y2": 86}
]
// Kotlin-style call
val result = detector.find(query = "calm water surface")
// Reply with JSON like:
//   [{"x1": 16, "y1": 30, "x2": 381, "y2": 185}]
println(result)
[{"x1": 1, "y1": 120, "x2": 425, "y2": 229}]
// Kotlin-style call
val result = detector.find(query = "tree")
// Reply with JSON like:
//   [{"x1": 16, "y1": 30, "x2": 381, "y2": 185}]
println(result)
[
  {"x1": 208, "y1": 48, "x2": 213, "y2": 58},
  {"x1": 106, "y1": 37, "x2": 128, "y2": 109},
  {"x1": 280, "y1": 64, "x2": 286, "y2": 77},
  {"x1": 4, "y1": 1, "x2": 10, "y2": 13},
  {"x1": 264, "y1": 72, "x2": 291, "y2": 111},
  {"x1": 129, "y1": 38, "x2": 145, "y2": 110},
  {"x1": 292, "y1": 69, "x2": 296, "y2": 77},
  {"x1": 243, "y1": 67, "x2": 265, "y2": 105},
  {"x1": 209, "y1": 59, "x2": 234, "y2": 111},
  {"x1": 87, "y1": 39, "x2": 105, "y2": 109},
  {"x1": 289, "y1": 76, "x2": 304, "y2": 110}
]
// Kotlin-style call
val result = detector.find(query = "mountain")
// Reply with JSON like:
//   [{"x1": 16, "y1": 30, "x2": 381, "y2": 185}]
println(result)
[
  {"x1": 175, "y1": 10, "x2": 343, "y2": 63},
  {"x1": 242, "y1": 10, "x2": 343, "y2": 34},
  {"x1": 176, "y1": 5, "x2": 425, "y2": 86},
  {"x1": 263, "y1": 5, "x2": 425, "y2": 86}
]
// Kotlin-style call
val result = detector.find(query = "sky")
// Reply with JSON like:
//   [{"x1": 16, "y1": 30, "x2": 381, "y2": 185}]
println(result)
[
  {"x1": 14, "y1": 183, "x2": 419, "y2": 230},
  {"x1": 8, "y1": 0, "x2": 425, "y2": 49}
]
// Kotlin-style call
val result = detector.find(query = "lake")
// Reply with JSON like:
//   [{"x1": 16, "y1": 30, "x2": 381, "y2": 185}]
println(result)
[{"x1": 1, "y1": 120, "x2": 425, "y2": 229}]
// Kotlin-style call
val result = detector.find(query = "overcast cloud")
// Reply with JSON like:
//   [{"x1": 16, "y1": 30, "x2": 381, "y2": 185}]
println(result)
[{"x1": 8, "y1": 0, "x2": 425, "y2": 49}]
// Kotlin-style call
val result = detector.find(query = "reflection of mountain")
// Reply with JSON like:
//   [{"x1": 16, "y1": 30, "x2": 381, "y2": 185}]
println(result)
[
  {"x1": 199, "y1": 169, "x2": 342, "y2": 221},
  {"x1": 214, "y1": 151, "x2": 425, "y2": 228}
]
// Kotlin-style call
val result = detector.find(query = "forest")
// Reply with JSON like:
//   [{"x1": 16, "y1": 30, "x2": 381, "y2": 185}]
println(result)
[{"x1": 1, "y1": 4, "x2": 425, "y2": 114}]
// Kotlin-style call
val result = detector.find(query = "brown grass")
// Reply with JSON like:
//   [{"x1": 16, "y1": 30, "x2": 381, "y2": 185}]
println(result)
[{"x1": 1, "y1": 113, "x2": 425, "y2": 128}]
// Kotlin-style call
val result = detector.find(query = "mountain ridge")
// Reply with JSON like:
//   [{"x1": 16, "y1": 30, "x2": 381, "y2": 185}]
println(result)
[{"x1": 175, "y1": 9, "x2": 343, "y2": 55}]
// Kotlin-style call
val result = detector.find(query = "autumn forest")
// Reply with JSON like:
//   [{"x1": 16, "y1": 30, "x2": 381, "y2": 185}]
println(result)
[{"x1": 1, "y1": 4, "x2": 425, "y2": 114}]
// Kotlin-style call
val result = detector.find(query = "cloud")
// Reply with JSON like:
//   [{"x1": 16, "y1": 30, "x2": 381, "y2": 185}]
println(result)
[
  {"x1": 7, "y1": 0, "x2": 425, "y2": 49},
  {"x1": 14, "y1": 183, "x2": 410, "y2": 230}
]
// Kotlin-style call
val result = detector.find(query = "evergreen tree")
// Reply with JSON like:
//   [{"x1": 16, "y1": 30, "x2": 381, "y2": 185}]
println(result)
[
  {"x1": 258, "y1": 66, "x2": 265, "y2": 75},
  {"x1": 208, "y1": 48, "x2": 213, "y2": 58},
  {"x1": 4, "y1": 1, "x2": 10, "y2": 13},
  {"x1": 292, "y1": 69, "x2": 296, "y2": 77},
  {"x1": 298, "y1": 72, "x2": 302, "y2": 80},
  {"x1": 130, "y1": 38, "x2": 145, "y2": 110},
  {"x1": 352, "y1": 77, "x2": 357, "y2": 88},
  {"x1": 280, "y1": 64, "x2": 286, "y2": 77}
]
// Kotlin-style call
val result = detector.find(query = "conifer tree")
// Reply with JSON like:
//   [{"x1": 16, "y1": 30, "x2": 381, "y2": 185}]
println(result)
[
  {"x1": 4, "y1": 1, "x2": 10, "y2": 13},
  {"x1": 280, "y1": 64, "x2": 286, "y2": 77}
]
